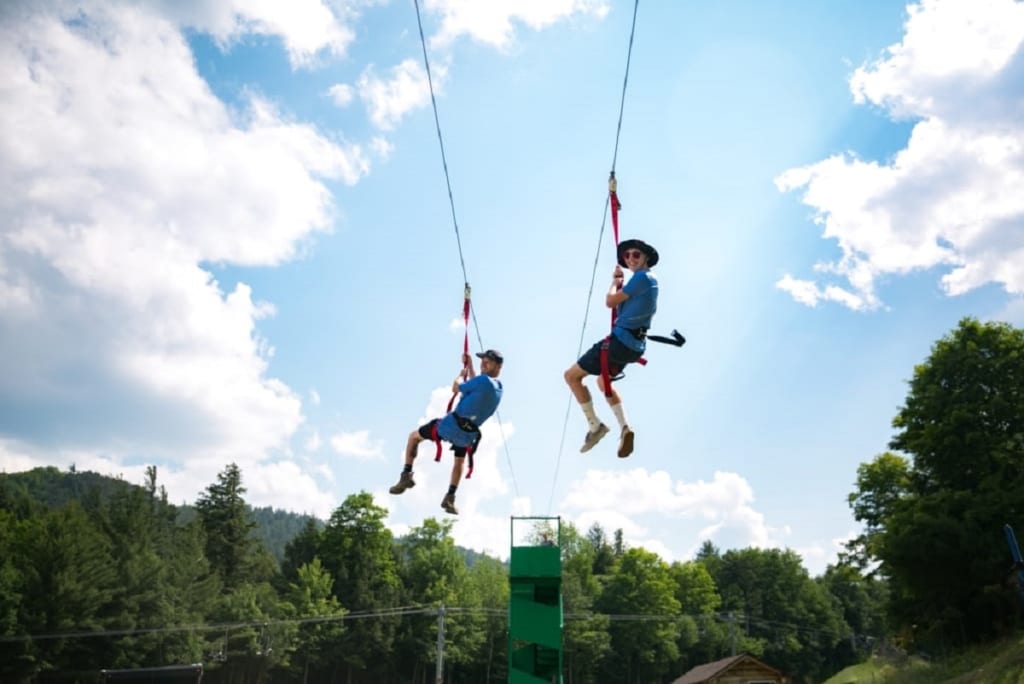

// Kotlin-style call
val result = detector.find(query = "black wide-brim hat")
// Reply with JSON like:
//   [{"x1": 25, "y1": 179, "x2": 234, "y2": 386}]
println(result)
[{"x1": 617, "y1": 239, "x2": 659, "y2": 268}]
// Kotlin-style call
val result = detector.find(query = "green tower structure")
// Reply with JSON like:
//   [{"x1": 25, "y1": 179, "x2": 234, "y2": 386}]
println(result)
[{"x1": 508, "y1": 516, "x2": 563, "y2": 684}]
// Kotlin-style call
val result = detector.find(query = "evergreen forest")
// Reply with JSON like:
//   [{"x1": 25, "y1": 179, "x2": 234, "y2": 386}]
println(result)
[{"x1": 2, "y1": 318, "x2": 1022, "y2": 684}]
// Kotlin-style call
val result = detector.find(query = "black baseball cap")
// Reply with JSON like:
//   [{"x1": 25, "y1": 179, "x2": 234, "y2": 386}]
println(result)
[{"x1": 476, "y1": 349, "x2": 504, "y2": 364}]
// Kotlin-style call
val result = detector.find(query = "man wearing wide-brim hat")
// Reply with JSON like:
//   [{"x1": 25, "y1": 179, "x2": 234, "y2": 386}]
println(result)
[{"x1": 564, "y1": 239, "x2": 659, "y2": 458}]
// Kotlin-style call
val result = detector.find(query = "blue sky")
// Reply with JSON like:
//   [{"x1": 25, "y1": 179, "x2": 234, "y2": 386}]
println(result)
[{"x1": 2, "y1": 0, "x2": 1023, "y2": 574}]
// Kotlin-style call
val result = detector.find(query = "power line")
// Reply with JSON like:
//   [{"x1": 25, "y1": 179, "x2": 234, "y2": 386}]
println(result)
[
  {"x1": 412, "y1": 0, "x2": 519, "y2": 499},
  {"x1": 548, "y1": 0, "x2": 642, "y2": 515},
  {"x1": 0, "y1": 605, "x2": 436, "y2": 643},
  {"x1": 3, "y1": 606, "x2": 876, "y2": 645}
]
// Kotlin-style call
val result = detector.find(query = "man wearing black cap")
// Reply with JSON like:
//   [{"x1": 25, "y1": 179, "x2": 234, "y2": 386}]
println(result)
[
  {"x1": 564, "y1": 239, "x2": 658, "y2": 458},
  {"x1": 389, "y1": 349, "x2": 504, "y2": 515}
]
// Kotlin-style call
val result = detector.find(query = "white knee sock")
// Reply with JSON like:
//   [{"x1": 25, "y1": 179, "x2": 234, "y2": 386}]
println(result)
[
  {"x1": 580, "y1": 401, "x2": 601, "y2": 430},
  {"x1": 611, "y1": 402, "x2": 628, "y2": 429}
]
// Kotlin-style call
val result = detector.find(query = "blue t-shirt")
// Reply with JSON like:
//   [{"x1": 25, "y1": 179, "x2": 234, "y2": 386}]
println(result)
[
  {"x1": 437, "y1": 375, "x2": 504, "y2": 447},
  {"x1": 613, "y1": 269, "x2": 658, "y2": 352}
]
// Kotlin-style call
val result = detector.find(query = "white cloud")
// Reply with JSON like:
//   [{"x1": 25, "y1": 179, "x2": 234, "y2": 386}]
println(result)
[
  {"x1": 370, "y1": 136, "x2": 395, "y2": 161},
  {"x1": 309, "y1": 390, "x2": 321, "y2": 406},
  {"x1": 350, "y1": 0, "x2": 610, "y2": 144},
  {"x1": 0, "y1": 439, "x2": 43, "y2": 474},
  {"x1": 562, "y1": 469, "x2": 787, "y2": 552},
  {"x1": 425, "y1": 0, "x2": 610, "y2": 50},
  {"x1": 0, "y1": 437, "x2": 340, "y2": 519},
  {"x1": 316, "y1": 461, "x2": 335, "y2": 483},
  {"x1": 849, "y1": 0, "x2": 1024, "y2": 123},
  {"x1": 357, "y1": 58, "x2": 436, "y2": 131},
  {"x1": 327, "y1": 83, "x2": 355, "y2": 107},
  {"x1": 0, "y1": 2, "x2": 367, "y2": 506},
  {"x1": 795, "y1": 530, "x2": 858, "y2": 576},
  {"x1": 244, "y1": 459, "x2": 338, "y2": 518},
  {"x1": 776, "y1": 0, "x2": 1024, "y2": 309},
  {"x1": 150, "y1": 0, "x2": 358, "y2": 67},
  {"x1": 635, "y1": 538, "x2": 675, "y2": 563},
  {"x1": 776, "y1": 273, "x2": 873, "y2": 310},
  {"x1": 306, "y1": 429, "x2": 323, "y2": 452},
  {"x1": 993, "y1": 295, "x2": 1024, "y2": 325},
  {"x1": 329, "y1": 429, "x2": 384, "y2": 460}
]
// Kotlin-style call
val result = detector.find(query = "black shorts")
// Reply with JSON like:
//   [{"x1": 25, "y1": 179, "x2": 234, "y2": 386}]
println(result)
[
  {"x1": 418, "y1": 418, "x2": 481, "y2": 458},
  {"x1": 577, "y1": 335, "x2": 643, "y2": 379}
]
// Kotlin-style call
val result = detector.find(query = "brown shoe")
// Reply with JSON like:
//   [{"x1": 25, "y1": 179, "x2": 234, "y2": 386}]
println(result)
[
  {"x1": 580, "y1": 423, "x2": 610, "y2": 453},
  {"x1": 441, "y1": 493, "x2": 459, "y2": 515},
  {"x1": 389, "y1": 471, "x2": 415, "y2": 495},
  {"x1": 617, "y1": 426, "x2": 635, "y2": 458}
]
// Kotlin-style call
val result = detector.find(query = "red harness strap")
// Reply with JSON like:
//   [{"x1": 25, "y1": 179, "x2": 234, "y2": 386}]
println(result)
[
  {"x1": 431, "y1": 421, "x2": 444, "y2": 462},
  {"x1": 609, "y1": 173, "x2": 622, "y2": 331},
  {"x1": 599, "y1": 335, "x2": 614, "y2": 398},
  {"x1": 446, "y1": 284, "x2": 472, "y2": 414},
  {"x1": 602, "y1": 173, "x2": 622, "y2": 397},
  {"x1": 601, "y1": 173, "x2": 646, "y2": 397},
  {"x1": 436, "y1": 284, "x2": 472, "y2": 461},
  {"x1": 430, "y1": 423, "x2": 476, "y2": 479}
]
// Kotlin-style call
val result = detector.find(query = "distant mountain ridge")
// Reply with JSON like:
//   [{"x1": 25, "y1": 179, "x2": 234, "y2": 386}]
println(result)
[
  {"x1": 0, "y1": 466, "x2": 494, "y2": 565},
  {"x1": 0, "y1": 466, "x2": 321, "y2": 562}
]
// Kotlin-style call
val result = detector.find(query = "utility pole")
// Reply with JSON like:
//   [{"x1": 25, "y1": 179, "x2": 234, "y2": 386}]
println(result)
[{"x1": 435, "y1": 603, "x2": 446, "y2": 684}]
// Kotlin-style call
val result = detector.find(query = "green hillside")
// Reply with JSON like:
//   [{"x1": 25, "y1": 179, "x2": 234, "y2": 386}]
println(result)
[
  {"x1": 0, "y1": 466, "x2": 317, "y2": 562},
  {"x1": 825, "y1": 636, "x2": 1024, "y2": 684}
]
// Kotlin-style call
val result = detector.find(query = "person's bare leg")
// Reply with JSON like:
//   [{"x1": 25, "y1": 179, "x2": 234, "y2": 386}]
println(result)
[
  {"x1": 564, "y1": 364, "x2": 592, "y2": 404},
  {"x1": 571, "y1": 364, "x2": 609, "y2": 451},
  {"x1": 405, "y1": 430, "x2": 424, "y2": 465},
  {"x1": 598, "y1": 376, "x2": 633, "y2": 458},
  {"x1": 390, "y1": 430, "x2": 423, "y2": 494},
  {"x1": 442, "y1": 456, "x2": 465, "y2": 515},
  {"x1": 596, "y1": 374, "x2": 621, "y2": 406}
]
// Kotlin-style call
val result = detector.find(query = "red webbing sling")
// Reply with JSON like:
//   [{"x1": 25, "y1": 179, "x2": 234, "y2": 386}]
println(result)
[
  {"x1": 598, "y1": 171, "x2": 647, "y2": 395},
  {"x1": 600, "y1": 172, "x2": 646, "y2": 397},
  {"x1": 433, "y1": 284, "x2": 476, "y2": 478}
]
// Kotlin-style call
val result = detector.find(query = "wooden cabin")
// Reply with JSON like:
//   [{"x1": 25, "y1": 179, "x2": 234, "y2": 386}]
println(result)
[{"x1": 669, "y1": 653, "x2": 786, "y2": 684}]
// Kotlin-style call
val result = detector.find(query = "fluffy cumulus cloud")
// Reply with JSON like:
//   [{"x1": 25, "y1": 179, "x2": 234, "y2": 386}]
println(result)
[
  {"x1": 356, "y1": 58, "x2": 437, "y2": 131},
  {"x1": 338, "y1": 0, "x2": 610, "y2": 135},
  {"x1": 561, "y1": 469, "x2": 789, "y2": 557},
  {"x1": 776, "y1": 0, "x2": 1024, "y2": 310},
  {"x1": 149, "y1": 0, "x2": 359, "y2": 67},
  {"x1": 327, "y1": 83, "x2": 355, "y2": 108},
  {"x1": 425, "y1": 0, "x2": 610, "y2": 49},
  {"x1": 0, "y1": 2, "x2": 368, "y2": 502},
  {"x1": 329, "y1": 429, "x2": 384, "y2": 460}
]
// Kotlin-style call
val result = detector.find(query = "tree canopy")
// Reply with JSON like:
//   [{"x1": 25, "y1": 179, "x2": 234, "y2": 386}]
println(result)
[{"x1": 848, "y1": 318, "x2": 1024, "y2": 648}]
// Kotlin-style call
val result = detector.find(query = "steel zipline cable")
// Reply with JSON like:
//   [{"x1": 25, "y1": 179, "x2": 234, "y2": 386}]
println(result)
[
  {"x1": 548, "y1": 0, "x2": 641, "y2": 515},
  {"x1": 412, "y1": 0, "x2": 519, "y2": 499}
]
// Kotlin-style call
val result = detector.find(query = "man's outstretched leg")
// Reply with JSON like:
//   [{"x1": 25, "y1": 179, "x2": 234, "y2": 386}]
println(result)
[
  {"x1": 441, "y1": 454, "x2": 465, "y2": 515},
  {"x1": 389, "y1": 428, "x2": 423, "y2": 494},
  {"x1": 565, "y1": 363, "x2": 609, "y2": 452},
  {"x1": 597, "y1": 375, "x2": 633, "y2": 458}
]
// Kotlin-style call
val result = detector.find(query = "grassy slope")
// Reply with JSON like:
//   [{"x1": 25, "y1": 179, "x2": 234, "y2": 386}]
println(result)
[{"x1": 824, "y1": 636, "x2": 1024, "y2": 684}]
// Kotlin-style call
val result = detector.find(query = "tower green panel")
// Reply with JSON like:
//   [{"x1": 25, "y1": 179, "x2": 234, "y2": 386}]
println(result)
[{"x1": 508, "y1": 517, "x2": 563, "y2": 684}]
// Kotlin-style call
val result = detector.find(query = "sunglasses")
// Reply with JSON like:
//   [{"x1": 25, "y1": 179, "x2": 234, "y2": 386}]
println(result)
[{"x1": 623, "y1": 249, "x2": 644, "y2": 259}]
